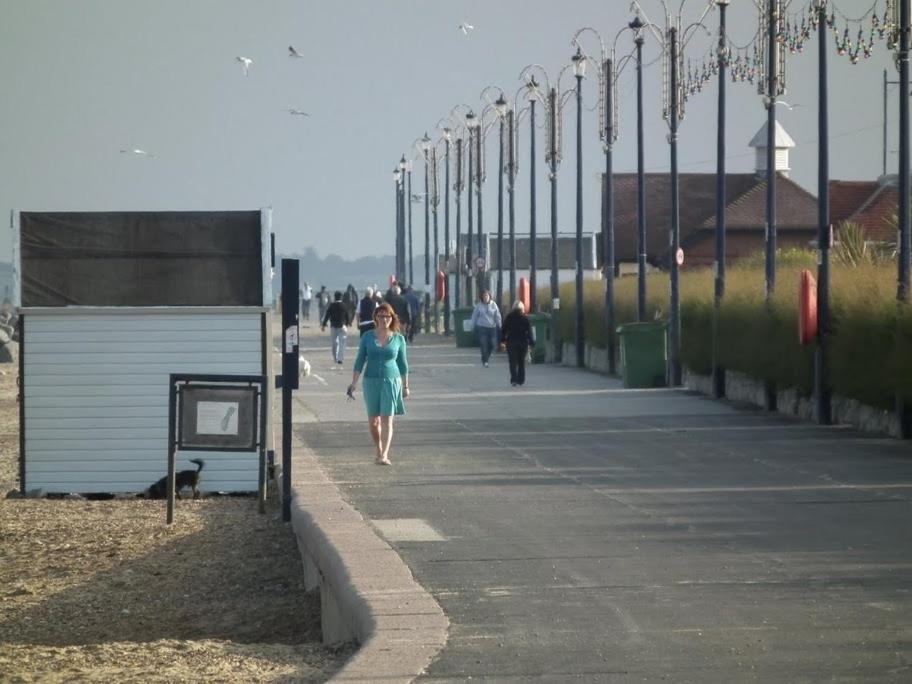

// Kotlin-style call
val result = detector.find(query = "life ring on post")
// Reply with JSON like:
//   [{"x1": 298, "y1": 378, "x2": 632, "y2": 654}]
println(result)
[
  {"x1": 436, "y1": 270, "x2": 447, "y2": 300},
  {"x1": 798, "y1": 269, "x2": 818, "y2": 346},
  {"x1": 517, "y1": 277, "x2": 531, "y2": 313}
]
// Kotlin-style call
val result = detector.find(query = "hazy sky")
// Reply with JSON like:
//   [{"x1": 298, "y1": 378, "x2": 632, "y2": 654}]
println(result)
[{"x1": 0, "y1": 1, "x2": 897, "y2": 268}]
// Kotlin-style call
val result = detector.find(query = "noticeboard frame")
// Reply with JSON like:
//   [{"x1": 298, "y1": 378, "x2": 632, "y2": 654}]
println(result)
[{"x1": 167, "y1": 373, "x2": 268, "y2": 524}]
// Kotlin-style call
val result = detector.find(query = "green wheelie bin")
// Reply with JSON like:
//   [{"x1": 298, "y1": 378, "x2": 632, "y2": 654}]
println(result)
[
  {"x1": 453, "y1": 307, "x2": 478, "y2": 348},
  {"x1": 617, "y1": 322, "x2": 667, "y2": 388},
  {"x1": 527, "y1": 313, "x2": 550, "y2": 364}
]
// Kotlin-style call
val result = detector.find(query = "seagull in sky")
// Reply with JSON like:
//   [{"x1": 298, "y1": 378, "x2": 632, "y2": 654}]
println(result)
[
  {"x1": 236, "y1": 56, "x2": 253, "y2": 76},
  {"x1": 778, "y1": 100, "x2": 802, "y2": 110},
  {"x1": 120, "y1": 148, "x2": 154, "y2": 158},
  {"x1": 288, "y1": 108, "x2": 310, "y2": 117},
  {"x1": 288, "y1": 45, "x2": 306, "y2": 58},
  {"x1": 411, "y1": 193, "x2": 426, "y2": 203},
  {"x1": 458, "y1": 22, "x2": 475, "y2": 36}
]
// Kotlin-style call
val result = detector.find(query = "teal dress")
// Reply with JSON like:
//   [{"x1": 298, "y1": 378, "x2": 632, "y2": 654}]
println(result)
[{"x1": 353, "y1": 330, "x2": 409, "y2": 416}]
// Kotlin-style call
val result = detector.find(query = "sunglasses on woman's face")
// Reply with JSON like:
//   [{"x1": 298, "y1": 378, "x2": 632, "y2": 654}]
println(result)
[{"x1": 376, "y1": 314, "x2": 392, "y2": 319}]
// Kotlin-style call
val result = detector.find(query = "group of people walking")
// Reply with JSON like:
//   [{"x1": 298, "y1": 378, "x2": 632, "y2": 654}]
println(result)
[
  {"x1": 468, "y1": 290, "x2": 535, "y2": 387},
  {"x1": 317, "y1": 281, "x2": 425, "y2": 369},
  {"x1": 304, "y1": 281, "x2": 536, "y2": 468}
]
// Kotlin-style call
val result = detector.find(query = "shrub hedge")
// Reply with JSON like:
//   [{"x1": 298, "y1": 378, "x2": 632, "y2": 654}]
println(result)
[{"x1": 542, "y1": 251, "x2": 911, "y2": 410}]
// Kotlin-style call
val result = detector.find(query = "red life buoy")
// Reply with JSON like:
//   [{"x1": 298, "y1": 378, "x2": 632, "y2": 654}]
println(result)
[
  {"x1": 517, "y1": 277, "x2": 531, "y2": 313},
  {"x1": 798, "y1": 269, "x2": 818, "y2": 345},
  {"x1": 436, "y1": 270, "x2": 447, "y2": 300}
]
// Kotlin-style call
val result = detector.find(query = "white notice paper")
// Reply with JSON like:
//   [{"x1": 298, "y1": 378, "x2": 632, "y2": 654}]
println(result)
[{"x1": 197, "y1": 401, "x2": 239, "y2": 435}]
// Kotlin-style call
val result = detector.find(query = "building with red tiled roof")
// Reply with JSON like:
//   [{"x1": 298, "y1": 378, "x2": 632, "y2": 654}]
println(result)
[
  {"x1": 600, "y1": 121, "x2": 819, "y2": 269},
  {"x1": 603, "y1": 171, "x2": 819, "y2": 268},
  {"x1": 830, "y1": 177, "x2": 898, "y2": 244}
]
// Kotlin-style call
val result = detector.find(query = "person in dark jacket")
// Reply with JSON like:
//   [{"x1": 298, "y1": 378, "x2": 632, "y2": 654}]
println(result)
[
  {"x1": 321, "y1": 291, "x2": 352, "y2": 368},
  {"x1": 385, "y1": 284, "x2": 411, "y2": 332},
  {"x1": 358, "y1": 286, "x2": 378, "y2": 337},
  {"x1": 500, "y1": 300, "x2": 535, "y2": 386}
]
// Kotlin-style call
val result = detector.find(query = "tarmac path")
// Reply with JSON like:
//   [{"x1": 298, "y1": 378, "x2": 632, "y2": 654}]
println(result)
[{"x1": 296, "y1": 330, "x2": 912, "y2": 681}]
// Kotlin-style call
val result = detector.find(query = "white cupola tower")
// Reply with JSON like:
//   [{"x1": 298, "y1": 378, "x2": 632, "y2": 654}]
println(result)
[{"x1": 749, "y1": 120, "x2": 796, "y2": 178}]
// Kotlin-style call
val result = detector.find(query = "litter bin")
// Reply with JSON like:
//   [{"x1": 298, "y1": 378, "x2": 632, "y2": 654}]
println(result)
[
  {"x1": 453, "y1": 307, "x2": 478, "y2": 348},
  {"x1": 527, "y1": 313, "x2": 550, "y2": 364},
  {"x1": 617, "y1": 322, "x2": 667, "y2": 388}
]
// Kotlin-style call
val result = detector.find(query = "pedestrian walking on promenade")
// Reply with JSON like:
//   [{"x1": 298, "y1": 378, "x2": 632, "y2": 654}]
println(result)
[
  {"x1": 404, "y1": 285, "x2": 420, "y2": 342},
  {"x1": 500, "y1": 300, "x2": 535, "y2": 386},
  {"x1": 348, "y1": 303, "x2": 409, "y2": 465},
  {"x1": 321, "y1": 291, "x2": 352, "y2": 369},
  {"x1": 386, "y1": 284, "x2": 412, "y2": 334},
  {"x1": 317, "y1": 285, "x2": 330, "y2": 321},
  {"x1": 358, "y1": 286, "x2": 377, "y2": 337},
  {"x1": 301, "y1": 282, "x2": 313, "y2": 322},
  {"x1": 470, "y1": 290, "x2": 502, "y2": 367}
]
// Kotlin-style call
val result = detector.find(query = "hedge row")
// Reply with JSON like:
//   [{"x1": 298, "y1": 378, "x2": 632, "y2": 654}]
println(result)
[{"x1": 543, "y1": 251, "x2": 912, "y2": 410}]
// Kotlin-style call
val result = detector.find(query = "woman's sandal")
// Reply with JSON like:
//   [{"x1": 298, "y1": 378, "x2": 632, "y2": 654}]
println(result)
[{"x1": 379, "y1": 457, "x2": 392, "y2": 466}]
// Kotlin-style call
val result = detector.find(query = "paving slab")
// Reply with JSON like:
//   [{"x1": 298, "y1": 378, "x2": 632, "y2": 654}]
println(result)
[{"x1": 295, "y1": 333, "x2": 912, "y2": 681}]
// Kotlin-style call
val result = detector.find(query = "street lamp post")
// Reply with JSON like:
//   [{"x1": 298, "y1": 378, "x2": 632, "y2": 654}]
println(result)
[
  {"x1": 713, "y1": 0, "x2": 729, "y2": 399},
  {"x1": 815, "y1": 0, "x2": 831, "y2": 425},
  {"x1": 454, "y1": 136, "x2": 464, "y2": 309},
  {"x1": 572, "y1": 48, "x2": 586, "y2": 369},
  {"x1": 482, "y1": 87, "x2": 511, "y2": 308},
  {"x1": 441, "y1": 125, "x2": 453, "y2": 334},
  {"x1": 633, "y1": 19, "x2": 647, "y2": 321},
  {"x1": 466, "y1": 110, "x2": 477, "y2": 305},
  {"x1": 420, "y1": 133, "x2": 433, "y2": 330},
  {"x1": 394, "y1": 167, "x2": 402, "y2": 281},
  {"x1": 407, "y1": 160, "x2": 414, "y2": 285}
]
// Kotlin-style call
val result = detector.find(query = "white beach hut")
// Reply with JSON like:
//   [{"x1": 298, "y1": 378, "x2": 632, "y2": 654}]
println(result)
[{"x1": 13, "y1": 209, "x2": 273, "y2": 494}]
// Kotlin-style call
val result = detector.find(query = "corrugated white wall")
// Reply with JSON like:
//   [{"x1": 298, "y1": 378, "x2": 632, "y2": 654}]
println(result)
[{"x1": 23, "y1": 311, "x2": 264, "y2": 494}]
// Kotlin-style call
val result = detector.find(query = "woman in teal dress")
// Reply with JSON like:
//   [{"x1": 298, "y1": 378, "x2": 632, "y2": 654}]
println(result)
[{"x1": 348, "y1": 302, "x2": 410, "y2": 465}]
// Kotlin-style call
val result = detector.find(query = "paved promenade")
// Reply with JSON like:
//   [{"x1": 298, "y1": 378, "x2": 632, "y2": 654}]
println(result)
[{"x1": 294, "y1": 329, "x2": 912, "y2": 681}]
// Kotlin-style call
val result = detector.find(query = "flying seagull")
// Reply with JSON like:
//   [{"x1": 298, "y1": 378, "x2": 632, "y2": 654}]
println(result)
[
  {"x1": 458, "y1": 22, "x2": 474, "y2": 36},
  {"x1": 288, "y1": 108, "x2": 310, "y2": 117},
  {"x1": 120, "y1": 148, "x2": 154, "y2": 158},
  {"x1": 411, "y1": 193, "x2": 427, "y2": 203},
  {"x1": 288, "y1": 45, "x2": 305, "y2": 58},
  {"x1": 236, "y1": 56, "x2": 253, "y2": 76}
]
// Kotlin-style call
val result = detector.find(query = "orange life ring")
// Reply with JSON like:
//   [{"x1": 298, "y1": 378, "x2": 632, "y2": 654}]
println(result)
[
  {"x1": 517, "y1": 277, "x2": 531, "y2": 313},
  {"x1": 798, "y1": 269, "x2": 818, "y2": 345},
  {"x1": 436, "y1": 270, "x2": 447, "y2": 300}
]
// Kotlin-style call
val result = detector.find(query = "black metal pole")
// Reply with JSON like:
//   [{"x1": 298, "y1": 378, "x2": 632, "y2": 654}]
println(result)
[
  {"x1": 575, "y1": 70, "x2": 585, "y2": 368},
  {"x1": 900, "y1": 1, "x2": 911, "y2": 303},
  {"x1": 713, "y1": 1, "x2": 728, "y2": 399},
  {"x1": 424, "y1": 155, "x2": 430, "y2": 288},
  {"x1": 508, "y1": 109, "x2": 517, "y2": 305},
  {"x1": 467, "y1": 128, "x2": 475, "y2": 304},
  {"x1": 432, "y1": 151, "x2": 440, "y2": 333},
  {"x1": 605, "y1": 58, "x2": 616, "y2": 375},
  {"x1": 408, "y1": 168, "x2": 414, "y2": 285},
  {"x1": 394, "y1": 177, "x2": 400, "y2": 280},
  {"x1": 635, "y1": 34, "x2": 647, "y2": 321},
  {"x1": 669, "y1": 27, "x2": 682, "y2": 387},
  {"x1": 765, "y1": 0, "x2": 778, "y2": 300},
  {"x1": 281, "y1": 258, "x2": 299, "y2": 523},
  {"x1": 815, "y1": 0, "x2": 831, "y2": 426},
  {"x1": 497, "y1": 117, "x2": 505, "y2": 307},
  {"x1": 424, "y1": 152, "x2": 431, "y2": 331},
  {"x1": 444, "y1": 138, "x2": 452, "y2": 334},
  {"x1": 764, "y1": 1, "x2": 779, "y2": 412},
  {"x1": 884, "y1": 67, "x2": 889, "y2": 178},
  {"x1": 898, "y1": 0, "x2": 911, "y2": 437},
  {"x1": 530, "y1": 98, "x2": 539, "y2": 312},
  {"x1": 455, "y1": 138, "x2": 463, "y2": 309},
  {"x1": 548, "y1": 88, "x2": 559, "y2": 358},
  {"x1": 476, "y1": 125, "x2": 485, "y2": 296}
]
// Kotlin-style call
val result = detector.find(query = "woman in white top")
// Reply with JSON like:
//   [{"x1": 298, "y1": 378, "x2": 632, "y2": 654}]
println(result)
[{"x1": 469, "y1": 290, "x2": 502, "y2": 367}]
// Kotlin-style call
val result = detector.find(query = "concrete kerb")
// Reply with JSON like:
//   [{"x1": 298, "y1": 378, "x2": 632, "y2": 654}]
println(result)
[{"x1": 287, "y1": 430, "x2": 449, "y2": 682}]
